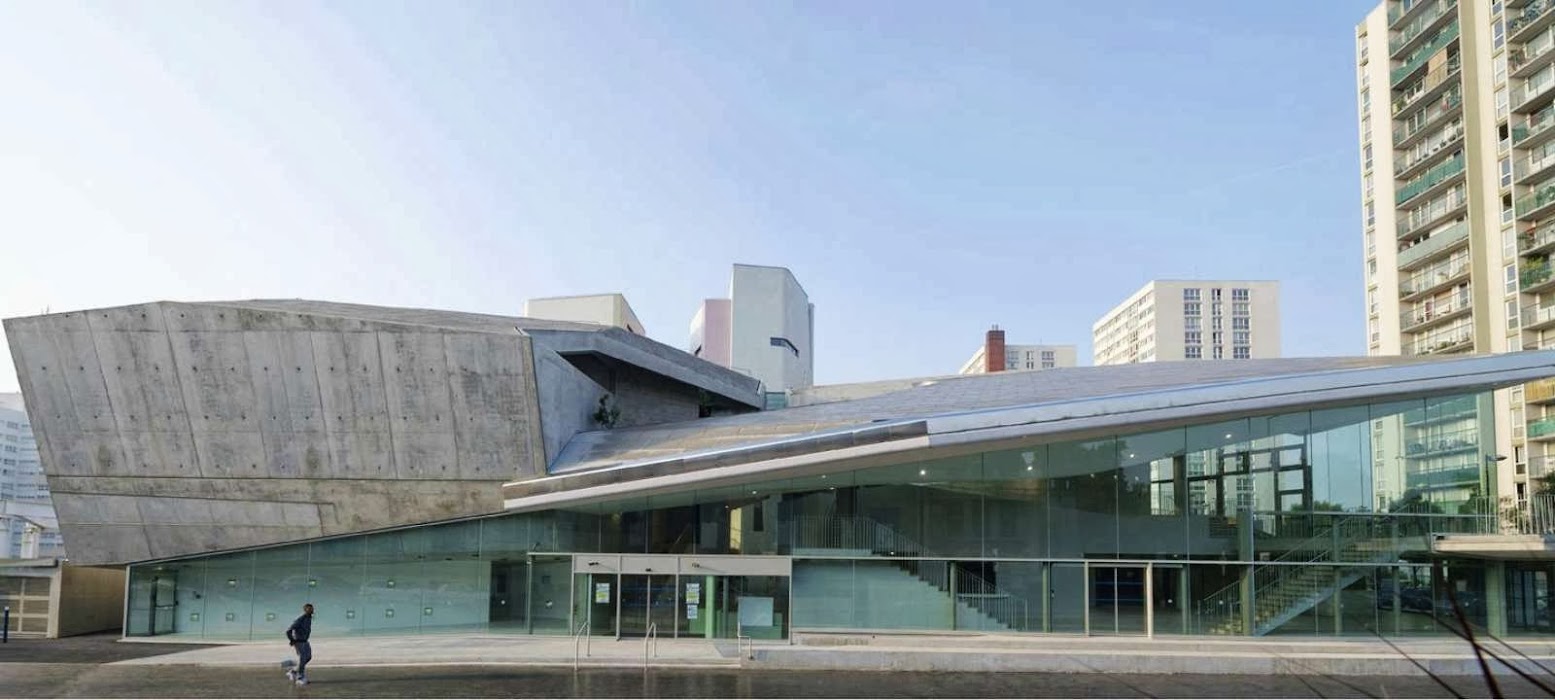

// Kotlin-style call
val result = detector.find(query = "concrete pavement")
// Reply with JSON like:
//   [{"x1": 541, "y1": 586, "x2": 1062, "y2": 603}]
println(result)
[{"x1": 100, "y1": 631, "x2": 1555, "y2": 677}]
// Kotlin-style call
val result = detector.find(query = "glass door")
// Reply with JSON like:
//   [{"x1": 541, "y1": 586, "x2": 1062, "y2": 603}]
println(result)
[
  {"x1": 619, "y1": 574, "x2": 677, "y2": 638},
  {"x1": 1089, "y1": 565, "x2": 1148, "y2": 636},
  {"x1": 151, "y1": 573, "x2": 177, "y2": 636}
]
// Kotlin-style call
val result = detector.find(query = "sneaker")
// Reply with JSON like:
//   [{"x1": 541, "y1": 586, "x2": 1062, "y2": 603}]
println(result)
[
  {"x1": 295, "y1": 678, "x2": 309, "y2": 687},
  {"x1": 285, "y1": 670, "x2": 296, "y2": 681}
]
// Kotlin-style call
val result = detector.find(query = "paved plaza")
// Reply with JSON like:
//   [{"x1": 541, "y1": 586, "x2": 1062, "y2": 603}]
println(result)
[{"x1": 5, "y1": 634, "x2": 1555, "y2": 698}]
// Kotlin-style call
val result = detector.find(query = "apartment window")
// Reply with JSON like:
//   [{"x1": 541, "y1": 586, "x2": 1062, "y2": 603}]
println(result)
[
  {"x1": 1041, "y1": 350, "x2": 1054, "y2": 362},
  {"x1": 1233, "y1": 317, "x2": 1250, "y2": 330},
  {"x1": 1365, "y1": 201, "x2": 1376, "y2": 229},
  {"x1": 1505, "y1": 194, "x2": 1515, "y2": 225},
  {"x1": 1041, "y1": 361, "x2": 1054, "y2": 369},
  {"x1": 1368, "y1": 290, "x2": 1378, "y2": 316},
  {"x1": 1212, "y1": 331, "x2": 1223, "y2": 345},
  {"x1": 1362, "y1": 144, "x2": 1373, "y2": 172},
  {"x1": 1360, "y1": 89, "x2": 1370, "y2": 113},
  {"x1": 1183, "y1": 288, "x2": 1200, "y2": 301},
  {"x1": 1510, "y1": 299, "x2": 1522, "y2": 329},
  {"x1": 1212, "y1": 317, "x2": 1223, "y2": 330},
  {"x1": 1212, "y1": 346, "x2": 1224, "y2": 359},
  {"x1": 1184, "y1": 302, "x2": 1201, "y2": 316},
  {"x1": 1502, "y1": 157, "x2": 1513, "y2": 188},
  {"x1": 1212, "y1": 303, "x2": 1223, "y2": 316},
  {"x1": 1358, "y1": 34, "x2": 1368, "y2": 65},
  {"x1": 1498, "y1": 87, "x2": 1510, "y2": 120},
  {"x1": 1211, "y1": 288, "x2": 1222, "y2": 301},
  {"x1": 1185, "y1": 331, "x2": 1202, "y2": 345},
  {"x1": 1185, "y1": 346, "x2": 1202, "y2": 360},
  {"x1": 1364, "y1": 173, "x2": 1373, "y2": 199},
  {"x1": 1234, "y1": 331, "x2": 1250, "y2": 345},
  {"x1": 1186, "y1": 317, "x2": 1201, "y2": 331},
  {"x1": 1496, "y1": 59, "x2": 1508, "y2": 88},
  {"x1": 1508, "y1": 264, "x2": 1519, "y2": 295},
  {"x1": 1506, "y1": 227, "x2": 1518, "y2": 259},
  {"x1": 769, "y1": 337, "x2": 800, "y2": 356},
  {"x1": 1361, "y1": 116, "x2": 1371, "y2": 143},
  {"x1": 1370, "y1": 318, "x2": 1380, "y2": 344},
  {"x1": 1233, "y1": 346, "x2": 1250, "y2": 360},
  {"x1": 1495, "y1": 18, "x2": 1506, "y2": 50},
  {"x1": 1234, "y1": 302, "x2": 1250, "y2": 316}
]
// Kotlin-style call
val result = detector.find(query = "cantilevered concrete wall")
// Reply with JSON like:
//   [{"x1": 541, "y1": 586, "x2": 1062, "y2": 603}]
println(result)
[{"x1": 4, "y1": 302, "x2": 550, "y2": 565}]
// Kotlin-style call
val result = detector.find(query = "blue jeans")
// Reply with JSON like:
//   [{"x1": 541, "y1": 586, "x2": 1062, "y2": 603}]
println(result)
[{"x1": 294, "y1": 642, "x2": 311, "y2": 678}]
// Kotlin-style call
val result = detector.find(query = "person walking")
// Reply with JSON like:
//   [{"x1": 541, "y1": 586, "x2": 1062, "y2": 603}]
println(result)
[{"x1": 285, "y1": 604, "x2": 314, "y2": 686}]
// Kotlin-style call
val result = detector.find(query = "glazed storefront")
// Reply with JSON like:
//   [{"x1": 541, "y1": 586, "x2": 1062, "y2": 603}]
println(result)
[{"x1": 125, "y1": 392, "x2": 1526, "y2": 640}]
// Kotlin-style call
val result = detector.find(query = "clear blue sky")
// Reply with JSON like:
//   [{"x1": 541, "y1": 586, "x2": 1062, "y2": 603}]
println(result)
[{"x1": 0, "y1": 1, "x2": 1376, "y2": 391}]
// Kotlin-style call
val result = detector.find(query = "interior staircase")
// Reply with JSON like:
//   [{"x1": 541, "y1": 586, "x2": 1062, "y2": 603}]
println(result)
[
  {"x1": 1195, "y1": 516, "x2": 1400, "y2": 636},
  {"x1": 785, "y1": 515, "x2": 1033, "y2": 632}
]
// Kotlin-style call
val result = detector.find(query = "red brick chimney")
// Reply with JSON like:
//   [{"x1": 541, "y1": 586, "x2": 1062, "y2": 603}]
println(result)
[{"x1": 985, "y1": 326, "x2": 1005, "y2": 373}]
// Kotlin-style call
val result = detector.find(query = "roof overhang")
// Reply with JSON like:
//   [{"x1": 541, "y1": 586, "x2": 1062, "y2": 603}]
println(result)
[{"x1": 503, "y1": 351, "x2": 1555, "y2": 513}]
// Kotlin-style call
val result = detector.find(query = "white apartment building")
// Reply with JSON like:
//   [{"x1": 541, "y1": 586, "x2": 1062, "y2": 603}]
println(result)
[
  {"x1": 1092, "y1": 281, "x2": 1281, "y2": 366},
  {"x1": 1356, "y1": 0, "x2": 1555, "y2": 503},
  {"x1": 690, "y1": 264, "x2": 814, "y2": 407},
  {"x1": 958, "y1": 327, "x2": 1078, "y2": 374},
  {"x1": 523, "y1": 294, "x2": 646, "y2": 335},
  {"x1": 0, "y1": 394, "x2": 61, "y2": 559}
]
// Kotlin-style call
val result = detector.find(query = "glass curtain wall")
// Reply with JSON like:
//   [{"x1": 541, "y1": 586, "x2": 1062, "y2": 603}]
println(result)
[{"x1": 126, "y1": 393, "x2": 1510, "y2": 640}]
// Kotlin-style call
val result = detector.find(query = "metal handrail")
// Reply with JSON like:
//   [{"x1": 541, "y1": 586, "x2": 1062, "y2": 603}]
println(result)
[
  {"x1": 643, "y1": 623, "x2": 658, "y2": 668},
  {"x1": 737, "y1": 621, "x2": 753, "y2": 661},
  {"x1": 572, "y1": 621, "x2": 590, "y2": 671}
]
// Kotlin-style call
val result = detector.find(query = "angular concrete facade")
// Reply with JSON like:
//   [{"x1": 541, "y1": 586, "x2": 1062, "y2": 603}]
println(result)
[{"x1": 3, "y1": 300, "x2": 761, "y2": 565}]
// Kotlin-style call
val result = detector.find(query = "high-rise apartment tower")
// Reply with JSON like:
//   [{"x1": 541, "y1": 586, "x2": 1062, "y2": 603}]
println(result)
[{"x1": 1356, "y1": 0, "x2": 1555, "y2": 502}]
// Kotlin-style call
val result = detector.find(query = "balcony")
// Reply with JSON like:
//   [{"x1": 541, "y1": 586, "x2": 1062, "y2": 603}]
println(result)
[
  {"x1": 1395, "y1": 122, "x2": 1463, "y2": 179},
  {"x1": 1515, "y1": 103, "x2": 1555, "y2": 149},
  {"x1": 1399, "y1": 220, "x2": 1470, "y2": 269},
  {"x1": 1391, "y1": 22, "x2": 1459, "y2": 87},
  {"x1": 1395, "y1": 87, "x2": 1462, "y2": 147},
  {"x1": 1403, "y1": 426, "x2": 1480, "y2": 459},
  {"x1": 1391, "y1": 0, "x2": 1457, "y2": 58},
  {"x1": 1515, "y1": 66, "x2": 1555, "y2": 114},
  {"x1": 1405, "y1": 466, "x2": 1482, "y2": 490},
  {"x1": 1525, "y1": 303, "x2": 1555, "y2": 331},
  {"x1": 1392, "y1": 61, "x2": 1462, "y2": 118},
  {"x1": 1400, "y1": 255, "x2": 1470, "y2": 298},
  {"x1": 1518, "y1": 181, "x2": 1555, "y2": 221},
  {"x1": 1401, "y1": 293, "x2": 1473, "y2": 332},
  {"x1": 1528, "y1": 378, "x2": 1555, "y2": 405},
  {"x1": 1530, "y1": 416, "x2": 1555, "y2": 440},
  {"x1": 1397, "y1": 152, "x2": 1465, "y2": 205},
  {"x1": 1407, "y1": 326, "x2": 1475, "y2": 356},
  {"x1": 1389, "y1": 0, "x2": 1434, "y2": 26},
  {"x1": 1523, "y1": 263, "x2": 1555, "y2": 292},
  {"x1": 1514, "y1": 26, "x2": 1555, "y2": 80},
  {"x1": 1404, "y1": 396, "x2": 1478, "y2": 426},
  {"x1": 1521, "y1": 222, "x2": 1555, "y2": 257},
  {"x1": 1399, "y1": 189, "x2": 1469, "y2": 240},
  {"x1": 1511, "y1": 0, "x2": 1555, "y2": 45}
]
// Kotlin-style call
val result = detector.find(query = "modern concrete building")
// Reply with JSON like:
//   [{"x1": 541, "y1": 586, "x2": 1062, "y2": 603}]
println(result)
[
  {"x1": 523, "y1": 294, "x2": 646, "y2": 336},
  {"x1": 1092, "y1": 281, "x2": 1280, "y2": 366},
  {"x1": 11, "y1": 298, "x2": 1555, "y2": 643},
  {"x1": 1355, "y1": 0, "x2": 1555, "y2": 504},
  {"x1": 958, "y1": 327, "x2": 1078, "y2": 375},
  {"x1": 0, "y1": 393, "x2": 62, "y2": 559},
  {"x1": 689, "y1": 265, "x2": 814, "y2": 406}
]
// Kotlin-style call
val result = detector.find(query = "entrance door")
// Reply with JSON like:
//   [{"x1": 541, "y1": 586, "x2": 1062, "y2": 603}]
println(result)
[
  {"x1": 1089, "y1": 565, "x2": 1148, "y2": 636},
  {"x1": 619, "y1": 574, "x2": 677, "y2": 638},
  {"x1": 150, "y1": 574, "x2": 177, "y2": 636}
]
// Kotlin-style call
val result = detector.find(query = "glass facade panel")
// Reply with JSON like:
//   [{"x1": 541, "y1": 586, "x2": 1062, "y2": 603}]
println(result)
[{"x1": 124, "y1": 393, "x2": 1524, "y2": 640}]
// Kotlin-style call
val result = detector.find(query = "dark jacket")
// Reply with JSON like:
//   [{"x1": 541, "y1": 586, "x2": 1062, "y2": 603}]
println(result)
[{"x1": 286, "y1": 613, "x2": 312, "y2": 644}]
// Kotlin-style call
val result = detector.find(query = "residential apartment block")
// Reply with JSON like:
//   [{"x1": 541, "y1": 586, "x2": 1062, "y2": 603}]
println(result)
[
  {"x1": 1092, "y1": 281, "x2": 1280, "y2": 366},
  {"x1": 1355, "y1": 0, "x2": 1555, "y2": 502},
  {"x1": 958, "y1": 327, "x2": 1077, "y2": 374},
  {"x1": 523, "y1": 294, "x2": 646, "y2": 335},
  {"x1": 690, "y1": 264, "x2": 814, "y2": 407},
  {"x1": 0, "y1": 394, "x2": 61, "y2": 559}
]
